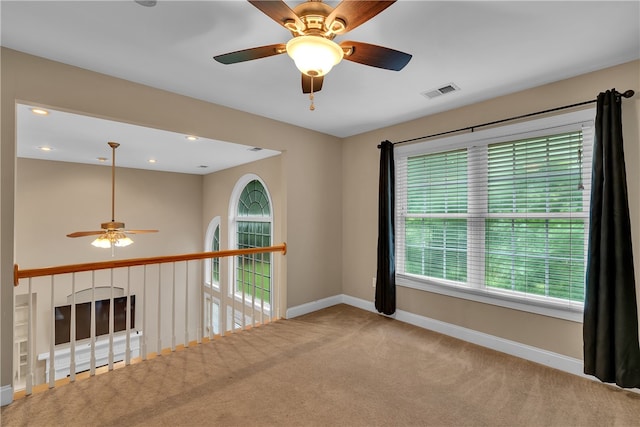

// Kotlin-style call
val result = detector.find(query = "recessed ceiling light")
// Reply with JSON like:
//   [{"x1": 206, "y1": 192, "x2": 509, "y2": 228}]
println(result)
[
  {"x1": 97, "y1": 157, "x2": 108, "y2": 162},
  {"x1": 38, "y1": 146, "x2": 52, "y2": 151},
  {"x1": 185, "y1": 135, "x2": 199, "y2": 141},
  {"x1": 148, "y1": 159, "x2": 157, "y2": 164},
  {"x1": 31, "y1": 108, "x2": 49, "y2": 116},
  {"x1": 198, "y1": 165, "x2": 209, "y2": 169}
]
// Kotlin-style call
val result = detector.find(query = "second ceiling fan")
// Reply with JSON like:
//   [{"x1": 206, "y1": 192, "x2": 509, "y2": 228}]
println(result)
[
  {"x1": 214, "y1": 0, "x2": 412, "y2": 108},
  {"x1": 66, "y1": 142, "x2": 158, "y2": 251}
]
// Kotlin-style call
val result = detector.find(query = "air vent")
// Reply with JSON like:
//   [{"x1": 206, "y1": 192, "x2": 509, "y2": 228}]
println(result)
[{"x1": 421, "y1": 83, "x2": 461, "y2": 100}]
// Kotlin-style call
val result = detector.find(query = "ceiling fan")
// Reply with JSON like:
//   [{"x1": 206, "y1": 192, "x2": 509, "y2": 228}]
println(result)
[
  {"x1": 67, "y1": 142, "x2": 158, "y2": 249},
  {"x1": 213, "y1": 0, "x2": 412, "y2": 109}
]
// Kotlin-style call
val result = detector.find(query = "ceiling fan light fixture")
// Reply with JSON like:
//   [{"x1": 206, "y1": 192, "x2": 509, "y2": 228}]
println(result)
[
  {"x1": 91, "y1": 231, "x2": 134, "y2": 248},
  {"x1": 91, "y1": 234, "x2": 113, "y2": 249},
  {"x1": 114, "y1": 235, "x2": 134, "y2": 248},
  {"x1": 286, "y1": 36, "x2": 343, "y2": 77}
]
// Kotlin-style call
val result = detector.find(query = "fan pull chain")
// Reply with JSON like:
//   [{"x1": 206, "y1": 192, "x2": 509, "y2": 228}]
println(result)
[
  {"x1": 309, "y1": 76, "x2": 315, "y2": 111},
  {"x1": 577, "y1": 147, "x2": 584, "y2": 190}
]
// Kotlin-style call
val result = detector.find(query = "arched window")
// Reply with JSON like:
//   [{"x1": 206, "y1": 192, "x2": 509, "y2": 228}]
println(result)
[
  {"x1": 204, "y1": 216, "x2": 221, "y2": 288},
  {"x1": 204, "y1": 217, "x2": 221, "y2": 337},
  {"x1": 229, "y1": 175, "x2": 273, "y2": 315}
]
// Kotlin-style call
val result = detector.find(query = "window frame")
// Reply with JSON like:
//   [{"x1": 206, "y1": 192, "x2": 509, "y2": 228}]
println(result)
[
  {"x1": 395, "y1": 109, "x2": 595, "y2": 322},
  {"x1": 204, "y1": 216, "x2": 221, "y2": 289},
  {"x1": 228, "y1": 174, "x2": 273, "y2": 313}
]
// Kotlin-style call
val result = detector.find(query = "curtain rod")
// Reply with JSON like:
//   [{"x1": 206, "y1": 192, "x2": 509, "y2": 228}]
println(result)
[{"x1": 383, "y1": 89, "x2": 635, "y2": 147}]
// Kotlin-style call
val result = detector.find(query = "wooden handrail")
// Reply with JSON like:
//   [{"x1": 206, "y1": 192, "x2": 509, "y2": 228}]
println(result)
[{"x1": 14, "y1": 243, "x2": 287, "y2": 286}]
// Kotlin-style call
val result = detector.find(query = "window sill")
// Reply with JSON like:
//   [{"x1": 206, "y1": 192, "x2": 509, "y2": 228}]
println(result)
[{"x1": 396, "y1": 274, "x2": 583, "y2": 323}]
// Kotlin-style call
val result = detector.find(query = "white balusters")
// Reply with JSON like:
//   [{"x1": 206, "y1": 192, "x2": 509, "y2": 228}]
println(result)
[
  {"x1": 90, "y1": 271, "x2": 96, "y2": 376},
  {"x1": 69, "y1": 273, "x2": 76, "y2": 382},
  {"x1": 48, "y1": 276, "x2": 55, "y2": 388},
  {"x1": 184, "y1": 261, "x2": 190, "y2": 348},
  {"x1": 171, "y1": 263, "x2": 176, "y2": 352},
  {"x1": 12, "y1": 244, "x2": 285, "y2": 395},
  {"x1": 26, "y1": 278, "x2": 34, "y2": 396},
  {"x1": 157, "y1": 265, "x2": 162, "y2": 356},
  {"x1": 108, "y1": 269, "x2": 114, "y2": 371},
  {"x1": 125, "y1": 267, "x2": 131, "y2": 366},
  {"x1": 142, "y1": 265, "x2": 147, "y2": 361}
]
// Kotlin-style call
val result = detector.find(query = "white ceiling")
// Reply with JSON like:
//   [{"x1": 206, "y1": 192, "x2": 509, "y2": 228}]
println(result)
[
  {"x1": 16, "y1": 103, "x2": 281, "y2": 175},
  {"x1": 2, "y1": 1, "x2": 639, "y2": 173}
]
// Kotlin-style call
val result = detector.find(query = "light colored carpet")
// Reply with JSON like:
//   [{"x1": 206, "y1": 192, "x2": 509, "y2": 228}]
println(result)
[{"x1": 2, "y1": 304, "x2": 639, "y2": 426}]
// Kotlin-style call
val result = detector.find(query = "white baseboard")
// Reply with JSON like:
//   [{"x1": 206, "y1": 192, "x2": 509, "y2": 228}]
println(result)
[
  {"x1": 287, "y1": 294, "x2": 586, "y2": 379},
  {"x1": 1, "y1": 384, "x2": 13, "y2": 407},
  {"x1": 392, "y1": 303, "x2": 586, "y2": 378},
  {"x1": 285, "y1": 295, "x2": 343, "y2": 319}
]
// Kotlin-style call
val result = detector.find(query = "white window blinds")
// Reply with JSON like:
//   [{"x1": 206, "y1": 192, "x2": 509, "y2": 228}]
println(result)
[{"x1": 396, "y1": 110, "x2": 594, "y2": 310}]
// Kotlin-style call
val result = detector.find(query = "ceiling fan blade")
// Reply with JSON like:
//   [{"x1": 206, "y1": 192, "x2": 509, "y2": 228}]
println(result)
[
  {"x1": 302, "y1": 74, "x2": 324, "y2": 94},
  {"x1": 341, "y1": 41, "x2": 412, "y2": 71},
  {"x1": 248, "y1": 0, "x2": 304, "y2": 30},
  {"x1": 67, "y1": 230, "x2": 105, "y2": 238},
  {"x1": 326, "y1": 1, "x2": 395, "y2": 33},
  {"x1": 123, "y1": 229, "x2": 159, "y2": 234},
  {"x1": 214, "y1": 44, "x2": 287, "y2": 65}
]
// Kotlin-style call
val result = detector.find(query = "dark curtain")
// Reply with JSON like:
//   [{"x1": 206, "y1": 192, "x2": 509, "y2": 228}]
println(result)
[
  {"x1": 376, "y1": 140, "x2": 396, "y2": 315},
  {"x1": 584, "y1": 89, "x2": 640, "y2": 388}
]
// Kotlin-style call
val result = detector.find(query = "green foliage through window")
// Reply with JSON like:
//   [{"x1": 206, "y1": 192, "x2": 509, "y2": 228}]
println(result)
[
  {"x1": 400, "y1": 128, "x2": 589, "y2": 305},
  {"x1": 236, "y1": 180, "x2": 271, "y2": 304},
  {"x1": 405, "y1": 218, "x2": 467, "y2": 281}
]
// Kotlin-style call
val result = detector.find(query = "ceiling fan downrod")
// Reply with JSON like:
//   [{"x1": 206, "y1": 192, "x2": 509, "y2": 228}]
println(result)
[{"x1": 108, "y1": 141, "x2": 119, "y2": 224}]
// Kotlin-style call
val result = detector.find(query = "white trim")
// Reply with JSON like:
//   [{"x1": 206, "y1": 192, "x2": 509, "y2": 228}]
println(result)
[
  {"x1": 392, "y1": 305, "x2": 586, "y2": 377},
  {"x1": 285, "y1": 295, "x2": 343, "y2": 318},
  {"x1": 286, "y1": 294, "x2": 586, "y2": 378},
  {"x1": 227, "y1": 174, "x2": 274, "y2": 299},
  {"x1": 204, "y1": 216, "x2": 221, "y2": 252},
  {"x1": 203, "y1": 216, "x2": 221, "y2": 288},
  {"x1": 1, "y1": 384, "x2": 13, "y2": 406},
  {"x1": 341, "y1": 294, "x2": 377, "y2": 313}
]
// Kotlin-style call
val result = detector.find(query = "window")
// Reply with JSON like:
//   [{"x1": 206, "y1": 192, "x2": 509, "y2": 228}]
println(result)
[
  {"x1": 230, "y1": 176, "x2": 272, "y2": 308},
  {"x1": 204, "y1": 217, "x2": 221, "y2": 335},
  {"x1": 204, "y1": 295, "x2": 220, "y2": 337},
  {"x1": 212, "y1": 225, "x2": 220, "y2": 283},
  {"x1": 204, "y1": 217, "x2": 221, "y2": 288},
  {"x1": 396, "y1": 110, "x2": 594, "y2": 320}
]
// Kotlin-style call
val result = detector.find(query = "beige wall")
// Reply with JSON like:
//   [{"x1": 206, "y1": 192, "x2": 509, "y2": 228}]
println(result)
[
  {"x1": 341, "y1": 60, "x2": 640, "y2": 359},
  {"x1": 1, "y1": 48, "x2": 342, "y2": 393},
  {"x1": 15, "y1": 158, "x2": 203, "y2": 265}
]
